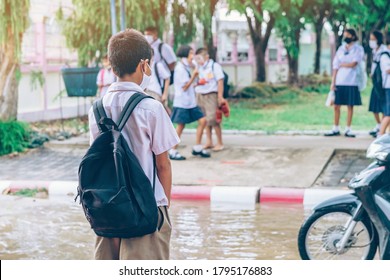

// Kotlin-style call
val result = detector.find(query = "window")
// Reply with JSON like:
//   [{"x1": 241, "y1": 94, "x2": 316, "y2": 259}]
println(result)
[{"x1": 269, "y1": 49, "x2": 278, "y2": 62}]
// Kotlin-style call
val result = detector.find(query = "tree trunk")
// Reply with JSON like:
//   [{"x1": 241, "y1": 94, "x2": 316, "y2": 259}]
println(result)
[
  {"x1": 254, "y1": 42, "x2": 266, "y2": 82},
  {"x1": 314, "y1": 21, "x2": 323, "y2": 74},
  {"x1": 0, "y1": 69, "x2": 18, "y2": 121},
  {"x1": 287, "y1": 54, "x2": 299, "y2": 85},
  {"x1": 0, "y1": 29, "x2": 19, "y2": 121},
  {"x1": 203, "y1": 23, "x2": 216, "y2": 61}
]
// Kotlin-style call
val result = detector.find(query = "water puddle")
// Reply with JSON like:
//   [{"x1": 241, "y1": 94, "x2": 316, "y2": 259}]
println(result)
[{"x1": 0, "y1": 195, "x2": 306, "y2": 260}]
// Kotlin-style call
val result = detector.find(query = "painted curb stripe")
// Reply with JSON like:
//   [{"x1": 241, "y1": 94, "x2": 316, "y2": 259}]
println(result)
[
  {"x1": 259, "y1": 187, "x2": 305, "y2": 204},
  {"x1": 0, "y1": 181, "x2": 352, "y2": 206},
  {"x1": 171, "y1": 186, "x2": 211, "y2": 200}
]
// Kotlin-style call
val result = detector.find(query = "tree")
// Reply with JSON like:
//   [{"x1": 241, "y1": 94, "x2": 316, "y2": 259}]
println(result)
[
  {"x1": 57, "y1": 0, "x2": 167, "y2": 66},
  {"x1": 228, "y1": 0, "x2": 276, "y2": 82},
  {"x1": 0, "y1": 0, "x2": 30, "y2": 120},
  {"x1": 306, "y1": 0, "x2": 332, "y2": 74},
  {"x1": 193, "y1": 0, "x2": 219, "y2": 60},
  {"x1": 171, "y1": 0, "x2": 197, "y2": 50},
  {"x1": 275, "y1": 0, "x2": 310, "y2": 85}
]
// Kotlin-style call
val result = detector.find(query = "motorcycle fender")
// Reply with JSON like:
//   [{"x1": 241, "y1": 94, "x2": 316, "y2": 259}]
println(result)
[{"x1": 313, "y1": 193, "x2": 359, "y2": 212}]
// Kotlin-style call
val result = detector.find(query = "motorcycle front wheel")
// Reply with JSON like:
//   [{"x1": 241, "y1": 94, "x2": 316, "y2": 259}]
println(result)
[{"x1": 298, "y1": 208, "x2": 378, "y2": 260}]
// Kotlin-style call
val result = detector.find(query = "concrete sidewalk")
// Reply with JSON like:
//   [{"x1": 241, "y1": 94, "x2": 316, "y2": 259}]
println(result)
[{"x1": 0, "y1": 131, "x2": 375, "y2": 206}]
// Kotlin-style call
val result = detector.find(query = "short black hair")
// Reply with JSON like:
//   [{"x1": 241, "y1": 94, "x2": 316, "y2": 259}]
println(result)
[
  {"x1": 108, "y1": 29, "x2": 152, "y2": 78},
  {"x1": 372, "y1": 30, "x2": 384, "y2": 45},
  {"x1": 145, "y1": 26, "x2": 158, "y2": 34},
  {"x1": 345, "y1": 28, "x2": 359, "y2": 42},
  {"x1": 195, "y1": 47, "x2": 208, "y2": 55},
  {"x1": 387, "y1": 32, "x2": 390, "y2": 45},
  {"x1": 177, "y1": 45, "x2": 192, "y2": 58}
]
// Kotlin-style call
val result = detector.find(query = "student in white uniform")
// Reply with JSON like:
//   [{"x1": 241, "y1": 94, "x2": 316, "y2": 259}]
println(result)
[
  {"x1": 145, "y1": 49, "x2": 171, "y2": 114},
  {"x1": 378, "y1": 33, "x2": 390, "y2": 136},
  {"x1": 325, "y1": 28, "x2": 364, "y2": 138},
  {"x1": 88, "y1": 29, "x2": 180, "y2": 260},
  {"x1": 96, "y1": 55, "x2": 116, "y2": 97},
  {"x1": 144, "y1": 26, "x2": 177, "y2": 75},
  {"x1": 194, "y1": 48, "x2": 226, "y2": 151},
  {"x1": 368, "y1": 31, "x2": 387, "y2": 137},
  {"x1": 169, "y1": 45, "x2": 210, "y2": 160}
]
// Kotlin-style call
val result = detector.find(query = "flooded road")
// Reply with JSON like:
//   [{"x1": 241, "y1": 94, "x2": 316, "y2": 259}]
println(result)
[{"x1": 0, "y1": 195, "x2": 308, "y2": 260}]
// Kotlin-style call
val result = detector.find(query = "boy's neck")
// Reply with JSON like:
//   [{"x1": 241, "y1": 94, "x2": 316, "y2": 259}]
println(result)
[{"x1": 118, "y1": 74, "x2": 140, "y2": 84}]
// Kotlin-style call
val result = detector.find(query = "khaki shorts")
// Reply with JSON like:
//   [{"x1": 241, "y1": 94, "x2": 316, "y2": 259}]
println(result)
[
  {"x1": 94, "y1": 206, "x2": 172, "y2": 260},
  {"x1": 196, "y1": 92, "x2": 218, "y2": 126}
]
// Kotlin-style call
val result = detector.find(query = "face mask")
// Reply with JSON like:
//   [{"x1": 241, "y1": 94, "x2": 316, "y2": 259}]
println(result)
[
  {"x1": 140, "y1": 62, "x2": 152, "y2": 90},
  {"x1": 344, "y1": 37, "x2": 353, "y2": 44},
  {"x1": 369, "y1": 40, "x2": 378, "y2": 49},
  {"x1": 145, "y1": 35, "x2": 154, "y2": 45}
]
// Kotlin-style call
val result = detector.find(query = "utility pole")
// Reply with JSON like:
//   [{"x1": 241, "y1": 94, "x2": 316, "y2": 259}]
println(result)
[
  {"x1": 110, "y1": 0, "x2": 117, "y2": 35},
  {"x1": 120, "y1": 0, "x2": 126, "y2": 31}
]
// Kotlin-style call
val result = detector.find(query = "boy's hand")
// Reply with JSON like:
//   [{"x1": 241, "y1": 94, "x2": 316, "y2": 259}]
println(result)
[
  {"x1": 161, "y1": 94, "x2": 168, "y2": 103},
  {"x1": 192, "y1": 68, "x2": 199, "y2": 78},
  {"x1": 218, "y1": 97, "x2": 226, "y2": 107}
]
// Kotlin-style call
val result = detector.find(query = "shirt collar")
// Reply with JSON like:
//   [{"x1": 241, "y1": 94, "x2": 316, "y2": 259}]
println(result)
[
  {"x1": 107, "y1": 82, "x2": 145, "y2": 94},
  {"x1": 151, "y1": 38, "x2": 162, "y2": 48}
]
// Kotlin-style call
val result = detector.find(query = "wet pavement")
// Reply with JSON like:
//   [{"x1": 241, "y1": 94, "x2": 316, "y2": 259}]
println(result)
[{"x1": 0, "y1": 195, "x2": 305, "y2": 260}]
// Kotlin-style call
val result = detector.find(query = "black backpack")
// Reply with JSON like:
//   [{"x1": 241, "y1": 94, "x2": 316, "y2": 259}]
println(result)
[
  {"x1": 76, "y1": 92, "x2": 160, "y2": 238},
  {"x1": 158, "y1": 42, "x2": 174, "y2": 86},
  {"x1": 373, "y1": 51, "x2": 390, "y2": 99},
  {"x1": 212, "y1": 62, "x2": 230, "y2": 98}
]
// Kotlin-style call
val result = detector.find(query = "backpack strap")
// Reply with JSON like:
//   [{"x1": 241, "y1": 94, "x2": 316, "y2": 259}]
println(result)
[
  {"x1": 117, "y1": 92, "x2": 156, "y2": 194},
  {"x1": 158, "y1": 42, "x2": 169, "y2": 67},
  {"x1": 117, "y1": 92, "x2": 153, "y2": 132},
  {"x1": 93, "y1": 99, "x2": 109, "y2": 132},
  {"x1": 154, "y1": 62, "x2": 163, "y2": 88}
]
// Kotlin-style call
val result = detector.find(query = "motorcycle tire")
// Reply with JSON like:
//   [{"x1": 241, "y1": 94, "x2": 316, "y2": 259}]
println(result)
[{"x1": 298, "y1": 208, "x2": 378, "y2": 260}]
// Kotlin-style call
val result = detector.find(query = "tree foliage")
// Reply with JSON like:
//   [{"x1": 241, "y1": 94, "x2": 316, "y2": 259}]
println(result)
[
  {"x1": 0, "y1": 0, "x2": 30, "y2": 59},
  {"x1": 57, "y1": 0, "x2": 169, "y2": 66}
]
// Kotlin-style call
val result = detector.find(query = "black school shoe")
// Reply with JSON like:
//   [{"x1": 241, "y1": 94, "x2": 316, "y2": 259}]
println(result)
[
  {"x1": 192, "y1": 149, "x2": 211, "y2": 158},
  {"x1": 344, "y1": 131, "x2": 356, "y2": 138},
  {"x1": 324, "y1": 130, "x2": 341, "y2": 137}
]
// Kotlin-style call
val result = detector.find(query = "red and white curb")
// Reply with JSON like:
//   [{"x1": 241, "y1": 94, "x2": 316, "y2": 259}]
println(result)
[{"x1": 0, "y1": 181, "x2": 351, "y2": 207}]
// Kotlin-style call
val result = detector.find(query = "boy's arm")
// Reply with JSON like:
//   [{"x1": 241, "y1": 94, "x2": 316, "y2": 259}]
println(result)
[
  {"x1": 155, "y1": 151, "x2": 172, "y2": 207},
  {"x1": 162, "y1": 79, "x2": 170, "y2": 103},
  {"x1": 217, "y1": 79, "x2": 225, "y2": 106}
]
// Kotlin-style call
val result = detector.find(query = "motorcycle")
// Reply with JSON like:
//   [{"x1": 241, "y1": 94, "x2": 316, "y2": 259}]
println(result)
[{"x1": 297, "y1": 134, "x2": 390, "y2": 260}]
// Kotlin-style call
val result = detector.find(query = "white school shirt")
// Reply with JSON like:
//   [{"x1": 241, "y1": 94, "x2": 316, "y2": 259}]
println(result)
[
  {"x1": 371, "y1": 45, "x2": 388, "y2": 75},
  {"x1": 195, "y1": 59, "x2": 225, "y2": 94},
  {"x1": 88, "y1": 82, "x2": 180, "y2": 207},
  {"x1": 146, "y1": 61, "x2": 171, "y2": 96},
  {"x1": 96, "y1": 68, "x2": 116, "y2": 97},
  {"x1": 332, "y1": 43, "x2": 364, "y2": 86},
  {"x1": 173, "y1": 60, "x2": 197, "y2": 109},
  {"x1": 151, "y1": 39, "x2": 177, "y2": 73},
  {"x1": 380, "y1": 50, "x2": 390, "y2": 89}
]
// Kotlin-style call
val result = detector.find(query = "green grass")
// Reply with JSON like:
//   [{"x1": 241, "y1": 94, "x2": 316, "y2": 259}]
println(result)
[{"x1": 186, "y1": 84, "x2": 376, "y2": 133}]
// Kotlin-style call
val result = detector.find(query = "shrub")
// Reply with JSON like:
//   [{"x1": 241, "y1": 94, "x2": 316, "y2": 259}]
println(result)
[{"x1": 0, "y1": 121, "x2": 31, "y2": 156}]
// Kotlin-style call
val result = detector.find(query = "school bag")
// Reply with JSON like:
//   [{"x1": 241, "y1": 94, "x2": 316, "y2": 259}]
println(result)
[
  {"x1": 212, "y1": 62, "x2": 230, "y2": 98},
  {"x1": 76, "y1": 92, "x2": 160, "y2": 238},
  {"x1": 372, "y1": 51, "x2": 390, "y2": 98},
  {"x1": 158, "y1": 43, "x2": 174, "y2": 85}
]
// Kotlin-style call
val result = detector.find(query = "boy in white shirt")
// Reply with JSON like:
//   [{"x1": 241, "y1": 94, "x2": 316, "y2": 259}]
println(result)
[
  {"x1": 96, "y1": 55, "x2": 116, "y2": 97},
  {"x1": 145, "y1": 50, "x2": 171, "y2": 114},
  {"x1": 194, "y1": 48, "x2": 226, "y2": 151},
  {"x1": 144, "y1": 26, "x2": 177, "y2": 75},
  {"x1": 88, "y1": 29, "x2": 180, "y2": 260}
]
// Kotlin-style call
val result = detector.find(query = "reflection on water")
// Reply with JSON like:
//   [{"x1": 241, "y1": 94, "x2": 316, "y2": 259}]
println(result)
[{"x1": 0, "y1": 195, "x2": 306, "y2": 260}]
